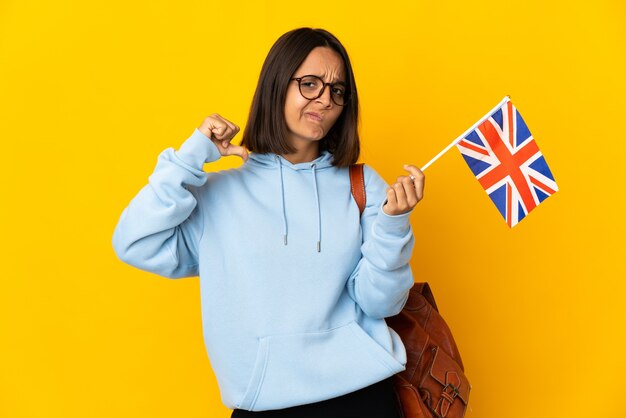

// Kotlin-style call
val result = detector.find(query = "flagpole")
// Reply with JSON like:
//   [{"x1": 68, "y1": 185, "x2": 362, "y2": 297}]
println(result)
[{"x1": 420, "y1": 95, "x2": 511, "y2": 171}]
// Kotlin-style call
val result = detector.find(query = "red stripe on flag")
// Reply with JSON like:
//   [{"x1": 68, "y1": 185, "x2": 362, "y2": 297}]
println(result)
[
  {"x1": 529, "y1": 176, "x2": 556, "y2": 195},
  {"x1": 476, "y1": 119, "x2": 538, "y2": 213},
  {"x1": 458, "y1": 140, "x2": 490, "y2": 156}
]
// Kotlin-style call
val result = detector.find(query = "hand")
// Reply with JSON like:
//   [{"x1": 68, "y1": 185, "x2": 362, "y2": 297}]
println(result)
[
  {"x1": 198, "y1": 114, "x2": 249, "y2": 162},
  {"x1": 383, "y1": 164, "x2": 425, "y2": 216}
]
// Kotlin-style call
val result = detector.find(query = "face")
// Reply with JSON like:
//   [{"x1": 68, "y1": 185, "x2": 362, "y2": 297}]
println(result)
[{"x1": 283, "y1": 46, "x2": 346, "y2": 149}]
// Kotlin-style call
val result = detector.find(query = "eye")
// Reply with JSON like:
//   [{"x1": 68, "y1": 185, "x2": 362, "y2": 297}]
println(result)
[
  {"x1": 331, "y1": 83, "x2": 347, "y2": 96},
  {"x1": 331, "y1": 86, "x2": 346, "y2": 96},
  {"x1": 300, "y1": 77, "x2": 321, "y2": 89}
]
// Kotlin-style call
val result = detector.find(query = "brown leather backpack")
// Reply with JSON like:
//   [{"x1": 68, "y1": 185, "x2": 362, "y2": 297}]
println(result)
[{"x1": 349, "y1": 164, "x2": 471, "y2": 418}]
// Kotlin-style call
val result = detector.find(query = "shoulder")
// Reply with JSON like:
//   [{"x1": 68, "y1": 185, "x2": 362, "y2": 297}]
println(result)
[
  {"x1": 358, "y1": 164, "x2": 389, "y2": 207},
  {"x1": 195, "y1": 166, "x2": 245, "y2": 194},
  {"x1": 361, "y1": 164, "x2": 389, "y2": 189}
]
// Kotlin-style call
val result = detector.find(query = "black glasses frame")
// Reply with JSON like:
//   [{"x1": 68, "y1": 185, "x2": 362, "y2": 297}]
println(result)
[{"x1": 290, "y1": 75, "x2": 349, "y2": 106}]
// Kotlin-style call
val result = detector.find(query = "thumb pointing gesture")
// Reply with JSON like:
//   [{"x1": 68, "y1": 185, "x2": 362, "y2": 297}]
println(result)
[{"x1": 199, "y1": 113, "x2": 249, "y2": 162}]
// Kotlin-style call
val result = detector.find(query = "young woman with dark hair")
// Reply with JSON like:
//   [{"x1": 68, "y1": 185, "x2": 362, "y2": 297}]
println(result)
[
  {"x1": 112, "y1": 27, "x2": 425, "y2": 418},
  {"x1": 241, "y1": 27, "x2": 360, "y2": 166}
]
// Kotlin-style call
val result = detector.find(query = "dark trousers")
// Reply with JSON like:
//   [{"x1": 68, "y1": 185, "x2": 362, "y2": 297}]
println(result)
[{"x1": 231, "y1": 377, "x2": 402, "y2": 418}]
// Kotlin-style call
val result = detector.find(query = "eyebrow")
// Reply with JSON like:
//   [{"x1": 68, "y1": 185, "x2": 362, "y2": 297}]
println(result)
[{"x1": 304, "y1": 74, "x2": 346, "y2": 84}]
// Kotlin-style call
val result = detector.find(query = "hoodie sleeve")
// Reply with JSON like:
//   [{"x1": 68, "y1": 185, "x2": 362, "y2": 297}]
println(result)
[
  {"x1": 112, "y1": 128, "x2": 221, "y2": 278},
  {"x1": 346, "y1": 164, "x2": 415, "y2": 319}
]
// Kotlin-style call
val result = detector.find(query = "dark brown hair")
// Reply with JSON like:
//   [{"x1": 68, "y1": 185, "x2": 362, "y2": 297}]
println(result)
[{"x1": 241, "y1": 28, "x2": 360, "y2": 167}]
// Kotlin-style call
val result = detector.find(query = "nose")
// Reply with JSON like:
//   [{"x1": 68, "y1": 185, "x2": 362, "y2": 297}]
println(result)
[{"x1": 315, "y1": 84, "x2": 333, "y2": 107}]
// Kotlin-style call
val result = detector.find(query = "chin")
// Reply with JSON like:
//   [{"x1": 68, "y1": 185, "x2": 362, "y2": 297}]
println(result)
[{"x1": 310, "y1": 130, "x2": 326, "y2": 140}]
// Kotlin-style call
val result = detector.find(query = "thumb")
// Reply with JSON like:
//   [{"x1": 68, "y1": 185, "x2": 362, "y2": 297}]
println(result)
[
  {"x1": 225, "y1": 144, "x2": 249, "y2": 162},
  {"x1": 403, "y1": 164, "x2": 424, "y2": 181}
]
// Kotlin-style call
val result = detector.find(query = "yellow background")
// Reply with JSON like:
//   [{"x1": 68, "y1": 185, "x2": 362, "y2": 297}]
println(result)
[{"x1": 1, "y1": 1, "x2": 625, "y2": 417}]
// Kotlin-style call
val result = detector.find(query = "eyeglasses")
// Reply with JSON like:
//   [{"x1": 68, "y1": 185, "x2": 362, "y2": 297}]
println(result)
[{"x1": 290, "y1": 75, "x2": 348, "y2": 106}]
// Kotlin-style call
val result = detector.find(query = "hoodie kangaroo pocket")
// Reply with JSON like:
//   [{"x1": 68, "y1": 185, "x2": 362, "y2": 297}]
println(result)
[{"x1": 237, "y1": 321, "x2": 405, "y2": 411}]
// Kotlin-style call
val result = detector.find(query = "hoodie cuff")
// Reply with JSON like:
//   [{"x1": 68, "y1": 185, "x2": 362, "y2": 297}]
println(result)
[
  {"x1": 374, "y1": 200, "x2": 413, "y2": 236},
  {"x1": 175, "y1": 128, "x2": 222, "y2": 168}
]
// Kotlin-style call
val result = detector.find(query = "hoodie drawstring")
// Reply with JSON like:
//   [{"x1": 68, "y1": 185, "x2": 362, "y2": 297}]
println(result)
[
  {"x1": 275, "y1": 157, "x2": 322, "y2": 252},
  {"x1": 311, "y1": 163, "x2": 321, "y2": 252},
  {"x1": 277, "y1": 156, "x2": 288, "y2": 246}
]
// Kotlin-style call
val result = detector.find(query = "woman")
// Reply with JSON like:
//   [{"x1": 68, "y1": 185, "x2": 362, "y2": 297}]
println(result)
[{"x1": 112, "y1": 27, "x2": 425, "y2": 417}]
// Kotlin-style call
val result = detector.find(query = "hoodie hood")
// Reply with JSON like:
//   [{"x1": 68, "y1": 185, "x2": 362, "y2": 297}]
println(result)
[
  {"x1": 246, "y1": 150, "x2": 335, "y2": 252},
  {"x1": 247, "y1": 150, "x2": 335, "y2": 171}
]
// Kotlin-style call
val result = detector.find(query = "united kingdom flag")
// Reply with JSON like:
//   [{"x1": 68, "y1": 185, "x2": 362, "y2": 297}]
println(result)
[{"x1": 456, "y1": 99, "x2": 558, "y2": 227}]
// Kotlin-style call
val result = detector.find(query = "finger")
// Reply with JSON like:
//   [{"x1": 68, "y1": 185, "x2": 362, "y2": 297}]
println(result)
[
  {"x1": 400, "y1": 176, "x2": 419, "y2": 207},
  {"x1": 385, "y1": 187, "x2": 398, "y2": 211},
  {"x1": 213, "y1": 114, "x2": 239, "y2": 140},
  {"x1": 392, "y1": 182, "x2": 408, "y2": 210},
  {"x1": 403, "y1": 164, "x2": 425, "y2": 201},
  {"x1": 221, "y1": 130, "x2": 238, "y2": 148},
  {"x1": 210, "y1": 122, "x2": 228, "y2": 140},
  {"x1": 403, "y1": 164, "x2": 424, "y2": 183},
  {"x1": 222, "y1": 118, "x2": 239, "y2": 136},
  {"x1": 216, "y1": 125, "x2": 238, "y2": 146},
  {"x1": 199, "y1": 114, "x2": 221, "y2": 139},
  {"x1": 214, "y1": 128, "x2": 235, "y2": 141}
]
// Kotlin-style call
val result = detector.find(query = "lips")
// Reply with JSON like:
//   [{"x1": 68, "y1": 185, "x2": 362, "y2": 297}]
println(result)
[{"x1": 305, "y1": 112, "x2": 323, "y2": 121}]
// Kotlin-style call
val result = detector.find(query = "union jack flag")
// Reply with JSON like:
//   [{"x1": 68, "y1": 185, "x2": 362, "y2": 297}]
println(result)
[{"x1": 456, "y1": 99, "x2": 558, "y2": 227}]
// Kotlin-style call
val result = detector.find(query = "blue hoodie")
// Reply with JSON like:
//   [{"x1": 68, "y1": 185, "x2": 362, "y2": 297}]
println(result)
[{"x1": 112, "y1": 128, "x2": 415, "y2": 411}]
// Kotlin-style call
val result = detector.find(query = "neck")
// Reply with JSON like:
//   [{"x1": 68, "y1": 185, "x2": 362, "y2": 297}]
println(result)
[{"x1": 280, "y1": 140, "x2": 320, "y2": 164}]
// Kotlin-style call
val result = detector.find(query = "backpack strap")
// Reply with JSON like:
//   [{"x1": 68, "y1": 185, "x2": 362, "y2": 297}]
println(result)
[{"x1": 349, "y1": 163, "x2": 366, "y2": 216}]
